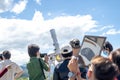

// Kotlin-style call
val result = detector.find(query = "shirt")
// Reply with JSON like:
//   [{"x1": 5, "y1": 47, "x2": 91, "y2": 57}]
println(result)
[
  {"x1": 53, "y1": 59, "x2": 70, "y2": 80},
  {"x1": 27, "y1": 57, "x2": 49, "y2": 80},
  {"x1": 0, "y1": 60, "x2": 23, "y2": 80}
]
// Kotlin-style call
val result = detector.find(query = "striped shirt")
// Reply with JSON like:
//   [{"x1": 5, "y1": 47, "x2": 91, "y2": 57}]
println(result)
[{"x1": 0, "y1": 60, "x2": 23, "y2": 80}]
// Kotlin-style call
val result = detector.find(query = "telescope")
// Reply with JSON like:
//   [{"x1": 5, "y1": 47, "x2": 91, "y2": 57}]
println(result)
[
  {"x1": 50, "y1": 29, "x2": 63, "y2": 62},
  {"x1": 40, "y1": 29, "x2": 63, "y2": 63}
]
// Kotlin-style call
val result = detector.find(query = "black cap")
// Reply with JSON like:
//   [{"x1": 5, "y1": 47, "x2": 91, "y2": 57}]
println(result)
[{"x1": 103, "y1": 41, "x2": 113, "y2": 52}]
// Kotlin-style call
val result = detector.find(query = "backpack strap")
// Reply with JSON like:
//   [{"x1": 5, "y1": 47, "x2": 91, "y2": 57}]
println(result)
[{"x1": 38, "y1": 58, "x2": 46, "y2": 79}]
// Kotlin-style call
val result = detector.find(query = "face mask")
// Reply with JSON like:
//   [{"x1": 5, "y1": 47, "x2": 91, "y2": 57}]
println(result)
[{"x1": 101, "y1": 51, "x2": 109, "y2": 58}]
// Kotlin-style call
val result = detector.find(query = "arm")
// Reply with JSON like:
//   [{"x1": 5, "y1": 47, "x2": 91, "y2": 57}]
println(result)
[
  {"x1": 40, "y1": 57, "x2": 50, "y2": 72},
  {"x1": 14, "y1": 64, "x2": 24, "y2": 80},
  {"x1": 67, "y1": 57, "x2": 83, "y2": 80},
  {"x1": 0, "y1": 68, "x2": 8, "y2": 77},
  {"x1": 14, "y1": 71, "x2": 24, "y2": 80},
  {"x1": 0, "y1": 64, "x2": 12, "y2": 78}
]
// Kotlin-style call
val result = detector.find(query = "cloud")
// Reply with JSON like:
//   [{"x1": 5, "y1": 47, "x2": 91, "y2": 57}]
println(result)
[
  {"x1": 0, "y1": 0, "x2": 13, "y2": 13},
  {"x1": 35, "y1": 0, "x2": 41, "y2": 5},
  {"x1": 10, "y1": 49, "x2": 29, "y2": 65},
  {"x1": 0, "y1": 11, "x2": 97, "y2": 65},
  {"x1": 0, "y1": 0, "x2": 28, "y2": 14},
  {"x1": 102, "y1": 29, "x2": 120, "y2": 35},
  {"x1": 11, "y1": 0, "x2": 28, "y2": 14},
  {"x1": 90, "y1": 25, "x2": 114, "y2": 32}
]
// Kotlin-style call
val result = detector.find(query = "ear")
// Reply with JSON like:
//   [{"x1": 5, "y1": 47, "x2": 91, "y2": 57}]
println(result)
[
  {"x1": 87, "y1": 71, "x2": 92, "y2": 78},
  {"x1": 114, "y1": 77, "x2": 118, "y2": 80}
]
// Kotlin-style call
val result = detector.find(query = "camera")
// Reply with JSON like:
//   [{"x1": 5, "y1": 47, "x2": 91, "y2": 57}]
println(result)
[
  {"x1": 70, "y1": 39, "x2": 80, "y2": 48},
  {"x1": 40, "y1": 53, "x2": 47, "y2": 58},
  {"x1": 0, "y1": 54, "x2": 3, "y2": 60}
]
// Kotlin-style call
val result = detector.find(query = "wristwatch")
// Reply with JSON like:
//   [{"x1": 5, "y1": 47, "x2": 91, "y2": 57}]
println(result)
[{"x1": 68, "y1": 72, "x2": 76, "y2": 78}]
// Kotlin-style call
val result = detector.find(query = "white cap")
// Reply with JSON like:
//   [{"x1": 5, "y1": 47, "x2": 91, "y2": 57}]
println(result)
[{"x1": 61, "y1": 44, "x2": 72, "y2": 54}]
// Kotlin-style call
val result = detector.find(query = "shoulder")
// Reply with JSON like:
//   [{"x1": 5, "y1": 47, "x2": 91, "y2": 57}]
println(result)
[
  {"x1": 55, "y1": 63, "x2": 62, "y2": 69},
  {"x1": 0, "y1": 60, "x2": 4, "y2": 65},
  {"x1": 10, "y1": 62, "x2": 21, "y2": 68}
]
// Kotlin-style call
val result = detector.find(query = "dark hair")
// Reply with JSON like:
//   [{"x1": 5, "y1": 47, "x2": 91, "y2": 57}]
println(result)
[
  {"x1": 103, "y1": 41, "x2": 113, "y2": 52},
  {"x1": 111, "y1": 48, "x2": 120, "y2": 71},
  {"x1": 0, "y1": 54, "x2": 3, "y2": 60},
  {"x1": 2, "y1": 50, "x2": 11, "y2": 59},
  {"x1": 70, "y1": 39, "x2": 80, "y2": 49},
  {"x1": 28, "y1": 44, "x2": 40, "y2": 57},
  {"x1": 91, "y1": 56, "x2": 118, "y2": 80}
]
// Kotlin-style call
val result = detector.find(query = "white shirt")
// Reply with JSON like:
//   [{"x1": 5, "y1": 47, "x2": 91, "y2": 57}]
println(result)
[{"x1": 0, "y1": 60, "x2": 23, "y2": 80}]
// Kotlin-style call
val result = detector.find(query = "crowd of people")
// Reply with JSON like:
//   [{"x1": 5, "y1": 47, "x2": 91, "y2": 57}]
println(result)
[{"x1": 0, "y1": 38, "x2": 120, "y2": 80}]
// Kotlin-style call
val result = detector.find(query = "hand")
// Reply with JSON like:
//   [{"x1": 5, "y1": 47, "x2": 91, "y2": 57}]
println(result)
[
  {"x1": 44, "y1": 55, "x2": 49, "y2": 63},
  {"x1": 5, "y1": 64, "x2": 12, "y2": 69},
  {"x1": 68, "y1": 56, "x2": 79, "y2": 74}
]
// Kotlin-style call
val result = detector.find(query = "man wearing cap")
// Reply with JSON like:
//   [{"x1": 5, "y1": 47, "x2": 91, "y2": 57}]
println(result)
[{"x1": 53, "y1": 44, "x2": 73, "y2": 80}]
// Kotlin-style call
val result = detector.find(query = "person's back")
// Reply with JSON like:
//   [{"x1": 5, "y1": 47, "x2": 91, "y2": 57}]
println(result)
[
  {"x1": 27, "y1": 44, "x2": 50, "y2": 80},
  {"x1": 53, "y1": 44, "x2": 73, "y2": 80},
  {"x1": 54, "y1": 59, "x2": 71, "y2": 80},
  {"x1": 0, "y1": 50, "x2": 23, "y2": 80}
]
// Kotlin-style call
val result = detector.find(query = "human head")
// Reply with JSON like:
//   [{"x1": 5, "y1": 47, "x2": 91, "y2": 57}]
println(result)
[
  {"x1": 109, "y1": 48, "x2": 120, "y2": 71},
  {"x1": 28, "y1": 44, "x2": 40, "y2": 57},
  {"x1": 2, "y1": 50, "x2": 11, "y2": 59},
  {"x1": 88, "y1": 55, "x2": 118, "y2": 80},
  {"x1": 103, "y1": 41, "x2": 113, "y2": 55},
  {"x1": 61, "y1": 44, "x2": 72, "y2": 58}
]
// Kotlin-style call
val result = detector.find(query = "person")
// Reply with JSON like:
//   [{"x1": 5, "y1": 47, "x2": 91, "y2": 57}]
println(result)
[
  {"x1": 101, "y1": 41, "x2": 113, "y2": 57},
  {"x1": 53, "y1": 44, "x2": 73, "y2": 80},
  {"x1": 68, "y1": 55, "x2": 119, "y2": 80},
  {"x1": 0, "y1": 54, "x2": 3, "y2": 61},
  {"x1": 27, "y1": 44, "x2": 50, "y2": 80},
  {"x1": 109, "y1": 48, "x2": 120, "y2": 80},
  {"x1": 0, "y1": 64, "x2": 12, "y2": 77},
  {"x1": 70, "y1": 39, "x2": 87, "y2": 79},
  {"x1": 0, "y1": 50, "x2": 24, "y2": 80}
]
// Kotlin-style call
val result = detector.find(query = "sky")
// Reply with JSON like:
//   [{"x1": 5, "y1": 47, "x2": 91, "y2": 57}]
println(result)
[{"x1": 0, "y1": 0, "x2": 120, "y2": 65}]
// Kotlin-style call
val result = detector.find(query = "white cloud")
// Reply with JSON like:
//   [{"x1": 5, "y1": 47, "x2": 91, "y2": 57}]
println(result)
[
  {"x1": 35, "y1": 0, "x2": 41, "y2": 5},
  {"x1": 0, "y1": 11, "x2": 97, "y2": 65},
  {"x1": 90, "y1": 25, "x2": 114, "y2": 32},
  {"x1": 0, "y1": 0, "x2": 13, "y2": 13},
  {"x1": 11, "y1": 0, "x2": 28, "y2": 14},
  {"x1": 10, "y1": 49, "x2": 29, "y2": 65},
  {"x1": 102, "y1": 29, "x2": 120, "y2": 35},
  {"x1": 0, "y1": 0, "x2": 28, "y2": 14}
]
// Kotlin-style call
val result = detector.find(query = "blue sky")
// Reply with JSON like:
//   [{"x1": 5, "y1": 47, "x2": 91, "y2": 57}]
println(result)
[{"x1": 0, "y1": 0, "x2": 120, "y2": 65}]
